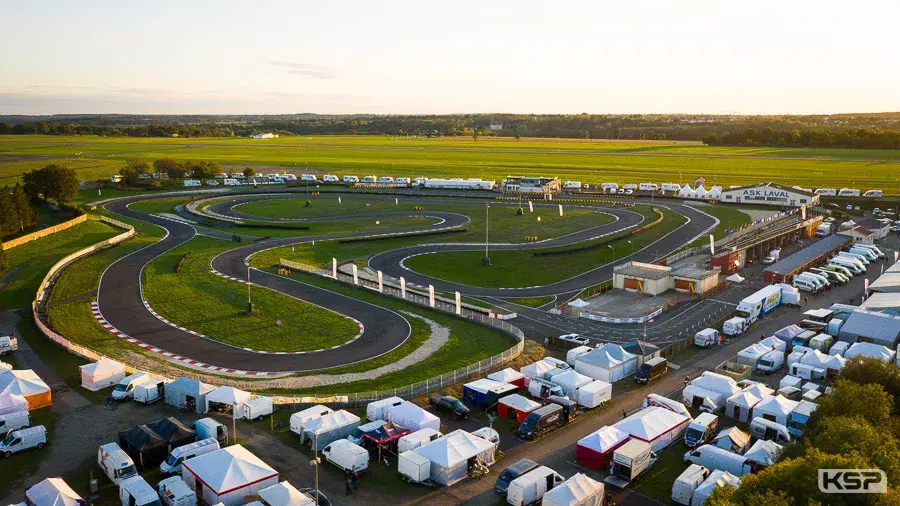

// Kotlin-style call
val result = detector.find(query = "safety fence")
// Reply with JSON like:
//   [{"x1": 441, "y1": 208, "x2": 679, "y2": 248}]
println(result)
[
  {"x1": 578, "y1": 306, "x2": 664, "y2": 324},
  {"x1": 2, "y1": 214, "x2": 87, "y2": 251}
]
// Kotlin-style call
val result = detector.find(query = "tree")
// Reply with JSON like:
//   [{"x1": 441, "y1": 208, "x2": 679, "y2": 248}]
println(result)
[
  {"x1": 12, "y1": 183, "x2": 35, "y2": 232},
  {"x1": 189, "y1": 161, "x2": 219, "y2": 180},
  {"x1": 840, "y1": 356, "x2": 900, "y2": 402},
  {"x1": 242, "y1": 167, "x2": 255, "y2": 177},
  {"x1": 0, "y1": 189, "x2": 17, "y2": 237},
  {"x1": 811, "y1": 379, "x2": 893, "y2": 431},
  {"x1": 814, "y1": 416, "x2": 900, "y2": 483},
  {"x1": 22, "y1": 164, "x2": 80, "y2": 203},
  {"x1": 153, "y1": 158, "x2": 185, "y2": 179}
]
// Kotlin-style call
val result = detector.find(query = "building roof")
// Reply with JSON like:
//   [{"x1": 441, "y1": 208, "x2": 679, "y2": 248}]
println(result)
[
  {"x1": 672, "y1": 264, "x2": 720, "y2": 281},
  {"x1": 720, "y1": 181, "x2": 815, "y2": 197},
  {"x1": 869, "y1": 271, "x2": 900, "y2": 294},
  {"x1": 839, "y1": 309, "x2": 900, "y2": 346},
  {"x1": 857, "y1": 218, "x2": 889, "y2": 231},
  {"x1": 764, "y1": 234, "x2": 851, "y2": 276},
  {"x1": 860, "y1": 293, "x2": 900, "y2": 315},
  {"x1": 613, "y1": 261, "x2": 671, "y2": 281}
]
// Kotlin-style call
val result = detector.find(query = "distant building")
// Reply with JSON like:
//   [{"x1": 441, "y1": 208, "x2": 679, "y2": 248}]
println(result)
[
  {"x1": 490, "y1": 122, "x2": 503, "y2": 131},
  {"x1": 250, "y1": 133, "x2": 278, "y2": 139},
  {"x1": 502, "y1": 176, "x2": 560, "y2": 194},
  {"x1": 718, "y1": 182, "x2": 818, "y2": 208}
]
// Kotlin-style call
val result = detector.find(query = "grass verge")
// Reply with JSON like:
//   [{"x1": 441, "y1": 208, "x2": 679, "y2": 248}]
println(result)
[{"x1": 503, "y1": 296, "x2": 556, "y2": 308}]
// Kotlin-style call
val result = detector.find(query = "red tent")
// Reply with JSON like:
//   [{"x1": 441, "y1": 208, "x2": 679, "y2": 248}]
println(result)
[
  {"x1": 362, "y1": 421, "x2": 412, "y2": 451},
  {"x1": 497, "y1": 394, "x2": 541, "y2": 424},
  {"x1": 576, "y1": 426, "x2": 630, "y2": 469}
]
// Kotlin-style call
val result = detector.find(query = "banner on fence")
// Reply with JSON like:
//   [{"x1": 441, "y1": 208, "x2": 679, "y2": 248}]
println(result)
[{"x1": 579, "y1": 306, "x2": 664, "y2": 324}]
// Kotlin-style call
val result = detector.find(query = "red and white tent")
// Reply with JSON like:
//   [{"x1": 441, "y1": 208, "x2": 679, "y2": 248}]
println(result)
[
  {"x1": 613, "y1": 406, "x2": 691, "y2": 451},
  {"x1": 497, "y1": 394, "x2": 541, "y2": 424},
  {"x1": 576, "y1": 426, "x2": 630, "y2": 469}
]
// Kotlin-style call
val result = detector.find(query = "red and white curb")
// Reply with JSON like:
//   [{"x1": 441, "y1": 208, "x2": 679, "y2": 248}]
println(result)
[{"x1": 91, "y1": 302, "x2": 280, "y2": 377}]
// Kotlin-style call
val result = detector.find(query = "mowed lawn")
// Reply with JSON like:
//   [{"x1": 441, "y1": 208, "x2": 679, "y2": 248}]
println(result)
[
  {"x1": 403, "y1": 207, "x2": 687, "y2": 288},
  {"x1": 0, "y1": 218, "x2": 121, "y2": 309},
  {"x1": 684, "y1": 204, "x2": 752, "y2": 249},
  {"x1": 2, "y1": 135, "x2": 900, "y2": 191},
  {"x1": 141, "y1": 235, "x2": 360, "y2": 352}
]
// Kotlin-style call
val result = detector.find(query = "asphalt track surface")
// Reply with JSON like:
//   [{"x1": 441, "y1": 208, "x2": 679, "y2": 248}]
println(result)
[{"x1": 96, "y1": 190, "x2": 712, "y2": 371}]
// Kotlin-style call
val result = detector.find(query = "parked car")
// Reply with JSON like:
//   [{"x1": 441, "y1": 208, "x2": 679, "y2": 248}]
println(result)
[{"x1": 428, "y1": 395, "x2": 470, "y2": 419}]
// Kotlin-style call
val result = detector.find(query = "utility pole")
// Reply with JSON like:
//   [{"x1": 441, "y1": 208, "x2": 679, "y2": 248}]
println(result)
[
  {"x1": 482, "y1": 204, "x2": 491, "y2": 266},
  {"x1": 247, "y1": 265, "x2": 253, "y2": 314},
  {"x1": 312, "y1": 433, "x2": 320, "y2": 505}
]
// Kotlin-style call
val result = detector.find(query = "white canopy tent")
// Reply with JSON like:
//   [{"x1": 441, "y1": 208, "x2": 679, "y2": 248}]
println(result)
[
  {"x1": 726, "y1": 273, "x2": 745, "y2": 283},
  {"x1": 576, "y1": 425, "x2": 630, "y2": 469},
  {"x1": 541, "y1": 473, "x2": 605, "y2": 506},
  {"x1": 25, "y1": 477, "x2": 84, "y2": 506},
  {"x1": 206, "y1": 386, "x2": 253, "y2": 414},
  {"x1": 744, "y1": 440, "x2": 783, "y2": 469},
  {"x1": 566, "y1": 345, "x2": 594, "y2": 366},
  {"x1": 0, "y1": 369, "x2": 51, "y2": 410},
  {"x1": 549, "y1": 369, "x2": 592, "y2": 399},
  {"x1": 574, "y1": 344, "x2": 637, "y2": 382},
  {"x1": 743, "y1": 383, "x2": 774, "y2": 399},
  {"x1": 614, "y1": 406, "x2": 691, "y2": 451},
  {"x1": 385, "y1": 401, "x2": 440, "y2": 432},
  {"x1": 486, "y1": 367, "x2": 525, "y2": 386},
  {"x1": 412, "y1": 429, "x2": 496, "y2": 485},
  {"x1": 258, "y1": 481, "x2": 314, "y2": 506},
  {"x1": 752, "y1": 395, "x2": 799, "y2": 425},
  {"x1": 725, "y1": 391, "x2": 761, "y2": 423},
  {"x1": 0, "y1": 391, "x2": 28, "y2": 416},
  {"x1": 759, "y1": 336, "x2": 787, "y2": 352},
  {"x1": 691, "y1": 471, "x2": 741, "y2": 506},
  {"x1": 568, "y1": 298, "x2": 590, "y2": 308},
  {"x1": 79, "y1": 358, "x2": 126, "y2": 391},
  {"x1": 845, "y1": 342, "x2": 896, "y2": 363},
  {"x1": 520, "y1": 360, "x2": 556, "y2": 383},
  {"x1": 181, "y1": 445, "x2": 279, "y2": 506},
  {"x1": 306, "y1": 410, "x2": 360, "y2": 451}
]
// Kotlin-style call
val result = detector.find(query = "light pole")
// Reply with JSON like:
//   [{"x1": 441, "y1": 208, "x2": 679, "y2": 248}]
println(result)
[
  {"x1": 627, "y1": 240, "x2": 634, "y2": 256},
  {"x1": 608, "y1": 244, "x2": 615, "y2": 263},
  {"x1": 482, "y1": 204, "x2": 491, "y2": 266},
  {"x1": 310, "y1": 433, "x2": 320, "y2": 505},
  {"x1": 247, "y1": 265, "x2": 253, "y2": 314}
]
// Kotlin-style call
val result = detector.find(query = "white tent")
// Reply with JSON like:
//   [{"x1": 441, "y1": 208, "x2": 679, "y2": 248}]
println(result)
[
  {"x1": 744, "y1": 440, "x2": 783, "y2": 469},
  {"x1": 0, "y1": 391, "x2": 28, "y2": 416},
  {"x1": 568, "y1": 298, "x2": 590, "y2": 308},
  {"x1": 206, "y1": 386, "x2": 253, "y2": 413},
  {"x1": 691, "y1": 470, "x2": 740, "y2": 506},
  {"x1": 542, "y1": 473, "x2": 605, "y2": 506},
  {"x1": 574, "y1": 344, "x2": 637, "y2": 382},
  {"x1": 79, "y1": 358, "x2": 126, "y2": 391},
  {"x1": 683, "y1": 373, "x2": 740, "y2": 409},
  {"x1": 549, "y1": 369, "x2": 592, "y2": 399},
  {"x1": 787, "y1": 347, "x2": 811, "y2": 369},
  {"x1": 759, "y1": 336, "x2": 787, "y2": 352},
  {"x1": 682, "y1": 385, "x2": 728, "y2": 411},
  {"x1": 752, "y1": 395, "x2": 799, "y2": 425},
  {"x1": 306, "y1": 410, "x2": 360, "y2": 450},
  {"x1": 576, "y1": 425, "x2": 630, "y2": 469},
  {"x1": 412, "y1": 429, "x2": 495, "y2": 485},
  {"x1": 385, "y1": 401, "x2": 440, "y2": 432},
  {"x1": 726, "y1": 273, "x2": 745, "y2": 283},
  {"x1": 258, "y1": 481, "x2": 314, "y2": 506},
  {"x1": 799, "y1": 350, "x2": 834, "y2": 371},
  {"x1": 566, "y1": 346, "x2": 594, "y2": 366},
  {"x1": 845, "y1": 342, "x2": 896, "y2": 363},
  {"x1": 614, "y1": 406, "x2": 691, "y2": 451},
  {"x1": 487, "y1": 367, "x2": 525, "y2": 386},
  {"x1": 25, "y1": 477, "x2": 83, "y2": 506},
  {"x1": 290, "y1": 405, "x2": 333, "y2": 441},
  {"x1": 708, "y1": 186, "x2": 723, "y2": 199},
  {"x1": 576, "y1": 380, "x2": 612, "y2": 409},
  {"x1": 737, "y1": 343, "x2": 776, "y2": 368},
  {"x1": 694, "y1": 184, "x2": 709, "y2": 199},
  {"x1": 742, "y1": 383, "x2": 774, "y2": 399},
  {"x1": 181, "y1": 445, "x2": 279, "y2": 506},
  {"x1": 829, "y1": 341, "x2": 850, "y2": 356},
  {"x1": 0, "y1": 369, "x2": 51, "y2": 410},
  {"x1": 520, "y1": 360, "x2": 556, "y2": 383},
  {"x1": 679, "y1": 184, "x2": 694, "y2": 198},
  {"x1": 725, "y1": 391, "x2": 761, "y2": 423}
]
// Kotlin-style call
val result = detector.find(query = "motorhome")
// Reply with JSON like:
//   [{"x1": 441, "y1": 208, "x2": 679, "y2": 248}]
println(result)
[
  {"x1": 748, "y1": 418, "x2": 791, "y2": 444},
  {"x1": 838, "y1": 188, "x2": 861, "y2": 197},
  {"x1": 160, "y1": 438, "x2": 220, "y2": 475},
  {"x1": 362, "y1": 175, "x2": 377, "y2": 183},
  {"x1": 662, "y1": 183, "x2": 682, "y2": 192},
  {"x1": 601, "y1": 183, "x2": 619, "y2": 193},
  {"x1": 563, "y1": 181, "x2": 582, "y2": 189},
  {"x1": 377, "y1": 176, "x2": 394, "y2": 184},
  {"x1": 735, "y1": 285, "x2": 782, "y2": 324},
  {"x1": 322, "y1": 174, "x2": 339, "y2": 183},
  {"x1": 111, "y1": 372, "x2": 149, "y2": 401},
  {"x1": 683, "y1": 445, "x2": 751, "y2": 476},
  {"x1": 0, "y1": 410, "x2": 29, "y2": 433},
  {"x1": 300, "y1": 174, "x2": 318, "y2": 182},
  {"x1": 684, "y1": 413, "x2": 719, "y2": 448},
  {"x1": 119, "y1": 476, "x2": 162, "y2": 506},
  {"x1": 97, "y1": 442, "x2": 138, "y2": 485},
  {"x1": 639, "y1": 183, "x2": 659, "y2": 192},
  {"x1": 395, "y1": 177, "x2": 411, "y2": 187},
  {"x1": 506, "y1": 466, "x2": 564, "y2": 506},
  {"x1": 864, "y1": 189, "x2": 883, "y2": 198},
  {"x1": 0, "y1": 425, "x2": 46, "y2": 457},
  {"x1": 343, "y1": 175, "x2": 360, "y2": 183},
  {"x1": 814, "y1": 188, "x2": 837, "y2": 196}
]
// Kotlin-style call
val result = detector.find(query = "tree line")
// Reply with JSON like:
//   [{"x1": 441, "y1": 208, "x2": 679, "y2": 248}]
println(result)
[
  {"x1": 117, "y1": 158, "x2": 229, "y2": 185},
  {"x1": 0, "y1": 183, "x2": 36, "y2": 239},
  {"x1": 702, "y1": 128, "x2": 900, "y2": 150},
  {"x1": 709, "y1": 356, "x2": 900, "y2": 505}
]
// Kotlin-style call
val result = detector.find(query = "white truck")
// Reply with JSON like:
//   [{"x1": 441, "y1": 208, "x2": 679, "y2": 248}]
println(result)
[
  {"x1": 694, "y1": 328, "x2": 719, "y2": 348},
  {"x1": 157, "y1": 476, "x2": 197, "y2": 506},
  {"x1": 761, "y1": 249, "x2": 781, "y2": 265},
  {"x1": 133, "y1": 377, "x2": 167, "y2": 404},
  {"x1": 815, "y1": 223, "x2": 833, "y2": 237},
  {"x1": 112, "y1": 372, "x2": 150, "y2": 401},
  {"x1": 722, "y1": 317, "x2": 748, "y2": 336},
  {"x1": 322, "y1": 174, "x2": 339, "y2": 183},
  {"x1": 605, "y1": 439, "x2": 658, "y2": 488},
  {"x1": 119, "y1": 476, "x2": 162, "y2": 506},
  {"x1": 506, "y1": 466, "x2": 565, "y2": 506},
  {"x1": 97, "y1": 442, "x2": 138, "y2": 485},
  {"x1": 735, "y1": 285, "x2": 782, "y2": 324}
]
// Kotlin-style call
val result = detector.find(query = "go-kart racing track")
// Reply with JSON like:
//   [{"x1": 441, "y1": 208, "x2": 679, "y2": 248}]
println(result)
[{"x1": 94, "y1": 190, "x2": 721, "y2": 375}]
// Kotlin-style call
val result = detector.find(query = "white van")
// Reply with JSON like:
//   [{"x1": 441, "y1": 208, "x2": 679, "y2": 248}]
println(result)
[
  {"x1": 815, "y1": 188, "x2": 837, "y2": 196},
  {"x1": 683, "y1": 445, "x2": 751, "y2": 476},
  {"x1": 160, "y1": 438, "x2": 220, "y2": 475},
  {"x1": 157, "y1": 476, "x2": 197, "y2": 506},
  {"x1": 672, "y1": 464, "x2": 709, "y2": 505},
  {"x1": 838, "y1": 188, "x2": 861, "y2": 197},
  {"x1": 133, "y1": 378, "x2": 167, "y2": 404},
  {"x1": 119, "y1": 476, "x2": 162, "y2": 506},
  {"x1": 322, "y1": 174, "x2": 339, "y2": 183},
  {"x1": 0, "y1": 410, "x2": 29, "y2": 433},
  {"x1": 506, "y1": 466, "x2": 565, "y2": 506},
  {"x1": 0, "y1": 425, "x2": 46, "y2": 457},
  {"x1": 563, "y1": 181, "x2": 582, "y2": 189},
  {"x1": 300, "y1": 174, "x2": 318, "y2": 182},
  {"x1": 748, "y1": 417, "x2": 791, "y2": 444},
  {"x1": 852, "y1": 243, "x2": 885, "y2": 258},
  {"x1": 223, "y1": 178, "x2": 240, "y2": 186},
  {"x1": 722, "y1": 317, "x2": 747, "y2": 337},
  {"x1": 323, "y1": 439, "x2": 369, "y2": 473},
  {"x1": 756, "y1": 350, "x2": 784, "y2": 374},
  {"x1": 694, "y1": 328, "x2": 719, "y2": 348},
  {"x1": 837, "y1": 251, "x2": 869, "y2": 265},
  {"x1": 684, "y1": 413, "x2": 718, "y2": 448},
  {"x1": 377, "y1": 176, "x2": 394, "y2": 184},
  {"x1": 792, "y1": 278, "x2": 818, "y2": 294},
  {"x1": 639, "y1": 183, "x2": 659, "y2": 192},
  {"x1": 362, "y1": 175, "x2": 377, "y2": 183},
  {"x1": 864, "y1": 189, "x2": 883, "y2": 198},
  {"x1": 849, "y1": 246, "x2": 877, "y2": 261},
  {"x1": 98, "y1": 442, "x2": 138, "y2": 485},
  {"x1": 366, "y1": 396, "x2": 404, "y2": 422},
  {"x1": 797, "y1": 272, "x2": 827, "y2": 290},
  {"x1": 240, "y1": 397, "x2": 274, "y2": 421},
  {"x1": 343, "y1": 175, "x2": 360, "y2": 183},
  {"x1": 112, "y1": 372, "x2": 149, "y2": 401},
  {"x1": 828, "y1": 258, "x2": 863, "y2": 275},
  {"x1": 601, "y1": 183, "x2": 619, "y2": 192}
]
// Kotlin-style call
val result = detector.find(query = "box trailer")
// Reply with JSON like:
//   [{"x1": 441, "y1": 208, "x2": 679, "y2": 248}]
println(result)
[
  {"x1": 605, "y1": 439, "x2": 657, "y2": 488},
  {"x1": 399, "y1": 449, "x2": 431, "y2": 483},
  {"x1": 240, "y1": 397, "x2": 273, "y2": 421},
  {"x1": 506, "y1": 466, "x2": 564, "y2": 506}
]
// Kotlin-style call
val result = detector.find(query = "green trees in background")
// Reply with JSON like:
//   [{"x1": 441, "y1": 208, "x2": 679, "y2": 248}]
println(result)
[
  {"x1": 22, "y1": 164, "x2": 79, "y2": 204},
  {"x1": 0, "y1": 184, "x2": 37, "y2": 239},
  {"x1": 242, "y1": 167, "x2": 255, "y2": 177},
  {"x1": 153, "y1": 157, "x2": 186, "y2": 179},
  {"x1": 187, "y1": 160, "x2": 221, "y2": 180},
  {"x1": 118, "y1": 159, "x2": 151, "y2": 185},
  {"x1": 709, "y1": 357, "x2": 900, "y2": 505}
]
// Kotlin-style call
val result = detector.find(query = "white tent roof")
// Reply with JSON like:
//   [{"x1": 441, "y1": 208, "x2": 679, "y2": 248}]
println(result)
[
  {"x1": 309, "y1": 410, "x2": 360, "y2": 435},
  {"x1": 498, "y1": 394, "x2": 541, "y2": 412},
  {"x1": 25, "y1": 477, "x2": 83, "y2": 506},
  {"x1": 824, "y1": 354, "x2": 846, "y2": 370},
  {"x1": 550, "y1": 369, "x2": 592, "y2": 390},
  {"x1": 386, "y1": 402, "x2": 439, "y2": 429},
  {"x1": 182, "y1": 445, "x2": 278, "y2": 494},
  {"x1": 596, "y1": 343, "x2": 636, "y2": 362},
  {"x1": 691, "y1": 372, "x2": 740, "y2": 397},
  {"x1": 79, "y1": 357, "x2": 125, "y2": 376},
  {"x1": 726, "y1": 273, "x2": 745, "y2": 283},
  {"x1": 206, "y1": 386, "x2": 253, "y2": 406},
  {"x1": 568, "y1": 298, "x2": 590, "y2": 308},
  {"x1": 739, "y1": 343, "x2": 774, "y2": 361},
  {"x1": 0, "y1": 369, "x2": 50, "y2": 398},
  {"x1": 258, "y1": 481, "x2": 314, "y2": 506},
  {"x1": 0, "y1": 361, "x2": 11, "y2": 371},
  {"x1": 759, "y1": 336, "x2": 787, "y2": 352},
  {"x1": 578, "y1": 425, "x2": 630, "y2": 453},
  {"x1": 487, "y1": 368, "x2": 525, "y2": 383},
  {"x1": 413, "y1": 429, "x2": 493, "y2": 467},
  {"x1": 744, "y1": 439, "x2": 783, "y2": 467},
  {"x1": 742, "y1": 383, "x2": 774, "y2": 399},
  {"x1": 845, "y1": 342, "x2": 896, "y2": 362},
  {"x1": 695, "y1": 470, "x2": 741, "y2": 499},
  {"x1": 754, "y1": 395, "x2": 799, "y2": 417},
  {"x1": 541, "y1": 473, "x2": 604, "y2": 506},
  {"x1": 726, "y1": 391, "x2": 761, "y2": 409},
  {"x1": 614, "y1": 407, "x2": 690, "y2": 442},
  {"x1": 520, "y1": 360, "x2": 555, "y2": 378},
  {"x1": 577, "y1": 344, "x2": 636, "y2": 369},
  {"x1": 800, "y1": 349, "x2": 831, "y2": 368},
  {"x1": 0, "y1": 390, "x2": 28, "y2": 415},
  {"x1": 580, "y1": 380, "x2": 612, "y2": 395},
  {"x1": 465, "y1": 378, "x2": 507, "y2": 393}
]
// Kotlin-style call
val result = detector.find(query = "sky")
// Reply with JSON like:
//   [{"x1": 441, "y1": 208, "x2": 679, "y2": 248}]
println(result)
[{"x1": 1, "y1": 0, "x2": 898, "y2": 115}]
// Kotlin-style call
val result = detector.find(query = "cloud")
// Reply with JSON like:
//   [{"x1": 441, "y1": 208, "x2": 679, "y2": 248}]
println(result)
[
  {"x1": 111, "y1": 87, "x2": 176, "y2": 97},
  {"x1": 268, "y1": 60, "x2": 339, "y2": 79}
]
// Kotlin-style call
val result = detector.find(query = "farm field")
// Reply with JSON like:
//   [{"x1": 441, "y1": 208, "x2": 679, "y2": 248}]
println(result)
[{"x1": 2, "y1": 135, "x2": 900, "y2": 191}]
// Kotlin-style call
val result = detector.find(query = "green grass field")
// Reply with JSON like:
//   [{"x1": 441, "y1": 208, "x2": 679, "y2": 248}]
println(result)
[
  {"x1": 2, "y1": 135, "x2": 899, "y2": 192},
  {"x1": 403, "y1": 207, "x2": 686, "y2": 288},
  {"x1": 502, "y1": 295, "x2": 557, "y2": 308},
  {"x1": 0, "y1": 219, "x2": 120, "y2": 309},
  {"x1": 684, "y1": 204, "x2": 752, "y2": 249},
  {"x1": 141, "y1": 235, "x2": 360, "y2": 352}
]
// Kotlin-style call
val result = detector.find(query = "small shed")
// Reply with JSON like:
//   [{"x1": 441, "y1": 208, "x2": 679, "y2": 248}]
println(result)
[
  {"x1": 752, "y1": 395, "x2": 799, "y2": 425},
  {"x1": 164, "y1": 376, "x2": 214, "y2": 413},
  {"x1": 497, "y1": 394, "x2": 541, "y2": 424},
  {"x1": 205, "y1": 386, "x2": 252, "y2": 414},
  {"x1": 0, "y1": 369, "x2": 51, "y2": 410},
  {"x1": 79, "y1": 358, "x2": 126, "y2": 391},
  {"x1": 487, "y1": 368, "x2": 526, "y2": 388},
  {"x1": 541, "y1": 473, "x2": 606, "y2": 506},
  {"x1": 412, "y1": 429, "x2": 495, "y2": 485},
  {"x1": 181, "y1": 445, "x2": 279, "y2": 506},
  {"x1": 576, "y1": 425, "x2": 630, "y2": 469},
  {"x1": 25, "y1": 477, "x2": 84, "y2": 506},
  {"x1": 613, "y1": 262, "x2": 672, "y2": 295}
]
